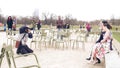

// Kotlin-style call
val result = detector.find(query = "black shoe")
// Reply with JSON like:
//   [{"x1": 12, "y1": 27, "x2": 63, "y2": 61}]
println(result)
[
  {"x1": 17, "y1": 52, "x2": 20, "y2": 54},
  {"x1": 86, "y1": 57, "x2": 91, "y2": 60},
  {"x1": 96, "y1": 58, "x2": 101, "y2": 63}
]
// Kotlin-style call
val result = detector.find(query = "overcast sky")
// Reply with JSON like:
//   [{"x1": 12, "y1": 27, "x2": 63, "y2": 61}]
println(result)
[{"x1": 0, "y1": 0, "x2": 120, "y2": 21}]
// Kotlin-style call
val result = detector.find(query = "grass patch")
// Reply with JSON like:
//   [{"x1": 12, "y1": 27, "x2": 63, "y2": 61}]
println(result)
[{"x1": 113, "y1": 32, "x2": 120, "y2": 42}]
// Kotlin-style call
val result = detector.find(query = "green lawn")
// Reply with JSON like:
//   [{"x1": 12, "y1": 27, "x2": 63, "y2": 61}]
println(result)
[
  {"x1": 113, "y1": 32, "x2": 120, "y2": 42},
  {"x1": 111, "y1": 26, "x2": 120, "y2": 42}
]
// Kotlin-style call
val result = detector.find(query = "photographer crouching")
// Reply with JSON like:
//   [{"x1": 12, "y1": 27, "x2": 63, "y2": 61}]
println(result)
[{"x1": 16, "y1": 26, "x2": 33, "y2": 55}]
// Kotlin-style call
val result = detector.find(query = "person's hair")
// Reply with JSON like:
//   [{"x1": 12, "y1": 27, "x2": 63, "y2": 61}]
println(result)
[
  {"x1": 102, "y1": 20, "x2": 112, "y2": 29},
  {"x1": 7, "y1": 16, "x2": 12, "y2": 20}
]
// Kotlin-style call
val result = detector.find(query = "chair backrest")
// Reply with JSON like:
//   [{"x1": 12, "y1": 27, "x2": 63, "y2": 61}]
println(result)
[{"x1": 40, "y1": 28, "x2": 47, "y2": 37}]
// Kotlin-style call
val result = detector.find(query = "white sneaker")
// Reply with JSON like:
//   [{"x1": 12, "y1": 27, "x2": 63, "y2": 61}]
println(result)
[{"x1": 92, "y1": 60, "x2": 98, "y2": 65}]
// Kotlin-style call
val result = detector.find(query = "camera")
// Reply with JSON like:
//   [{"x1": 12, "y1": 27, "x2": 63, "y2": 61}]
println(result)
[
  {"x1": 19, "y1": 26, "x2": 29, "y2": 34},
  {"x1": 19, "y1": 26, "x2": 33, "y2": 38}
]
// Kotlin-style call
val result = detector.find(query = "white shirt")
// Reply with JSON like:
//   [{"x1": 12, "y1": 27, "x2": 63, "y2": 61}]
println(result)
[{"x1": 17, "y1": 33, "x2": 28, "y2": 45}]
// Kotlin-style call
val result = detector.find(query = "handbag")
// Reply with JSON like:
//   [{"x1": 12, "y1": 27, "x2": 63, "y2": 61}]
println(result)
[{"x1": 15, "y1": 34, "x2": 26, "y2": 48}]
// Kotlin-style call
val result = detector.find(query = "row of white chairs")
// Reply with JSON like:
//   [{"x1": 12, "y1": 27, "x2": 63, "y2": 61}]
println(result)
[
  {"x1": 30, "y1": 28, "x2": 99, "y2": 50},
  {"x1": 6, "y1": 28, "x2": 99, "y2": 50}
]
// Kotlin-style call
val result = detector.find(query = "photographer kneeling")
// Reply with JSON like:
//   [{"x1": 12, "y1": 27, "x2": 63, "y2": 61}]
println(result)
[{"x1": 16, "y1": 26, "x2": 33, "y2": 54}]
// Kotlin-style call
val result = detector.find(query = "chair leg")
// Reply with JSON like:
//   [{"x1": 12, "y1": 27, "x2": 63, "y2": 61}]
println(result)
[
  {"x1": 58, "y1": 43, "x2": 60, "y2": 49},
  {"x1": 0, "y1": 50, "x2": 5, "y2": 68},
  {"x1": 51, "y1": 40, "x2": 54, "y2": 48},
  {"x1": 70, "y1": 40, "x2": 72, "y2": 48},
  {"x1": 13, "y1": 40, "x2": 15, "y2": 48},
  {"x1": 6, "y1": 52, "x2": 12, "y2": 68},
  {"x1": 35, "y1": 42, "x2": 36, "y2": 49},
  {"x1": 49, "y1": 40, "x2": 51, "y2": 48},
  {"x1": 38, "y1": 41, "x2": 41, "y2": 51},
  {"x1": 63, "y1": 42, "x2": 64, "y2": 50},
  {"x1": 45, "y1": 42, "x2": 47, "y2": 49},
  {"x1": 76, "y1": 42, "x2": 78, "y2": 49},
  {"x1": 12, "y1": 56, "x2": 17, "y2": 68},
  {"x1": 82, "y1": 41, "x2": 85, "y2": 50},
  {"x1": 66, "y1": 42, "x2": 68, "y2": 49},
  {"x1": 72, "y1": 41, "x2": 75, "y2": 49},
  {"x1": 55, "y1": 42, "x2": 57, "y2": 49}
]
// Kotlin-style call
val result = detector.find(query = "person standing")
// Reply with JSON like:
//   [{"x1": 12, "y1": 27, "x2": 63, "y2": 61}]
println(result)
[
  {"x1": 7, "y1": 16, "x2": 13, "y2": 35},
  {"x1": 37, "y1": 19, "x2": 41, "y2": 30},
  {"x1": 56, "y1": 16, "x2": 64, "y2": 39},
  {"x1": 31, "y1": 19, "x2": 36, "y2": 33},
  {"x1": 80, "y1": 25, "x2": 82, "y2": 29},
  {"x1": 12, "y1": 17, "x2": 17, "y2": 35},
  {"x1": 12, "y1": 17, "x2": 17, "y2": 31},
  {"x1": 86, "y1": 23, "x2": 91, "y2": 36},
  {"x1": 56, "y1": 16, "x2": 63, "y2": 29},
  {"x1": 4, "y1": 24, "x2": 6, "y2": 31}
]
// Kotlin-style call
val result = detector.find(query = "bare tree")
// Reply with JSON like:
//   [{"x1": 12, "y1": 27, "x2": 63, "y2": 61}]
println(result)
[
  {"x1": 111, "y1": 15, "x2": 115, "y2": 25},
  {"x1": 64, "y1": 14, "x2": 72, "y2": 24},
  {"x1": 42, "y1": 12, "x2": 49, "y2": 25},
  {"x1": 49, "y1": 13, "x2": 57, "y2": 26}
]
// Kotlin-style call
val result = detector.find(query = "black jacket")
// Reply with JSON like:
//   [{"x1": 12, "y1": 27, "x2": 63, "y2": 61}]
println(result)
[
  {"x1": 7, "y1": 19, "x2": 13, "y2": 28},
  {"x1": 96, "y1": 31, "x2": 105, "y2": 43}
]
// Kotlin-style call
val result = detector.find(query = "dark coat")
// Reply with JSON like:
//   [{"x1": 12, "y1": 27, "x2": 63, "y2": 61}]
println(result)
[
  {"x1": 96, "y1": 31, "x2": 105, "y2": 43},
  {"x1": 7, "y1": 19, "x2": 13, "y2": 28},
  {"x1": 56, "y1": 20, "x2": 63, "y2": 29}
]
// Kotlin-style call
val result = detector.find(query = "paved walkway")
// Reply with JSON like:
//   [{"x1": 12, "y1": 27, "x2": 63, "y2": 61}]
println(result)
[{"x1": 0, "y1": 32, "x2": 105, "y2": 68}]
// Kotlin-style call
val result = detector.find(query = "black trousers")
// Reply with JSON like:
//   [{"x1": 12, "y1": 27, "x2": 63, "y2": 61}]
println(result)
[{"x1": 17, "y1": 44, "x2": 33, "y2": 54}]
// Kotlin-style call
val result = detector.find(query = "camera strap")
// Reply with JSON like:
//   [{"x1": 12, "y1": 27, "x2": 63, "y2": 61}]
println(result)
[{"x1": 20, "y1": 33, "x2": 26, "y2": 41}]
